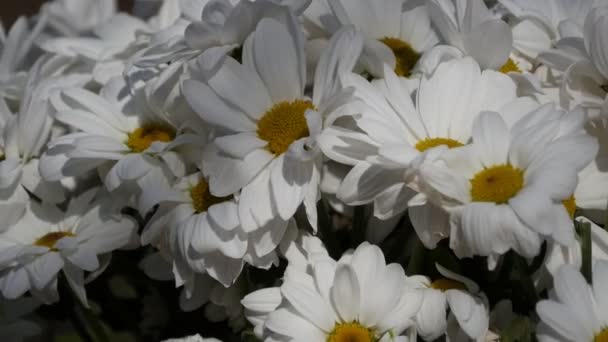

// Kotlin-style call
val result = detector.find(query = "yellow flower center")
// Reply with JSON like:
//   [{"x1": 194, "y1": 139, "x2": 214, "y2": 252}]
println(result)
[
  {"x1": 499, "y1": 58, "x2": 521, "y2": 74},
  {"x1": 257, "y1": 100, "x2": 313, "y2": 155},
  {"x1": 380, "y1": 37, "x2": 420, "y2": 77},
  {"x1": 415, "y1": 137, "x2": 464, "y2": 152},
  {"x1": 126, "y1": 123, "x2": 176, "y2": 153},
  {"x1": 563, "y1": 195, "x2": 576, "y2": 219},
  {"x1": 595, "y1": 328, "x2": 608, "y2": 342},
  {"x1": 190, "y1": 179, "x2": 230, "y2": 213},
  {"x1": 430, "y1": 278, "x2": 467, "y2": 292},
  {"x1": 470, "y1": 164, "x2": 524, "y2": 204},
  {"x1": 34, "y1": 232, "x2": 75, "y2": 251},
  {"x1": 327, "y1": 322, "x2": 375, "y2": 342}
]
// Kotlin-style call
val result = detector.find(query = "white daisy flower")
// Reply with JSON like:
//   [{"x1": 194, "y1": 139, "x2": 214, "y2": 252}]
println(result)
[
  {"x1": 318, "y1": 57, "x2": 537, "y2": 248},
  {"x1": 41, "y1": 0, "x2": 116, "y2": 36},
  {"x1": 325, "y1": 0, "x2": 439, "y2": 78},
  {"x1": 130, "y1": 0, "x2": 307, "y2": 85},
  {"x1": 423, "y1": 0, "x2": 545, "y2": 85},
  {"x1": 0, "y1": 189, "x2": 137, "y2": 305},
  {"x1": 243, "y1": 230, "x2": 329, "y2": 337},
  {"x1": 183, "y1": 16, "x2": 363, "y2": 232},
  {"x1": 243, "y1": 242, "x2": 422, "y2": 342},
  {"x1": 0, "y1": 57, "x2": 81, "y2": 231},
  {"x1": 538, "y1": 216, "x2": 608, "y2": 288},
  {"x1": 0, "y1": 16, "x2": 47, "y2": 102},
  {"x1": 409, "y1": 264, "x2": 489, "y2": 341},
  {"x1": 498, "y1": 0, "x2": 597, "y2": 41},
  {"x1": 426, "y1": 0, "x2": 514, "y2": 71},
  {"x1": 40, "y1": 77, "x2": 201, "y2": 214},
  {"x1": 418, "y1": 110, "x2": 597, "y2": 263},
  {"x1": 536, "y1": 261, "x2": 608, "y2": 342},
  {"x1": 141, "y1": 172, "x2": 287, "y2": 287},
  {"x1": 539, "y1": 6, "x2": 608, "y2": 118}
]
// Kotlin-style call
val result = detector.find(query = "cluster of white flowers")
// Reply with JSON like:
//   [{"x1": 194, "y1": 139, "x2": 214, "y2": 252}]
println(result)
[{"x1": 2, "y1": 0, "x2": 608, "y2": 341}]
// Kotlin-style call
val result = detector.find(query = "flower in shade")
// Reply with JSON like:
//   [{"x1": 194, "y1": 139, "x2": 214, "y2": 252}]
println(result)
[{"x1": 0, "y1": 189, "x2": 137, "y2": 305}]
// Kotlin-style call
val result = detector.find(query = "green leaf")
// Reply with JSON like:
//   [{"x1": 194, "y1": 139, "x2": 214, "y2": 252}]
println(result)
[{"x1": 500, "y1": 317, "x2": 535, "y2": 342}]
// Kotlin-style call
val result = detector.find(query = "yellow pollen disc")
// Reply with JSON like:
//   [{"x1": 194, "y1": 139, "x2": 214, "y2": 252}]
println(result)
[
  {"x1": 126, "y1": 123, "x2": 176, "y2": 153},
  {"x1": 499, "y1": 58, "x2": 521, "y2": 74},
  {"x1": 415, "y1": 137, "x2": 464, "y2": 152},
  {"x1": 595, "y1": 328, "x2": 608, "y2": 342},
  {"x1": 257, "y1": 100, "x2": 313, "y2": 155},
  {"x1": 470, "y1": 164, "x2": 524, "y2": 204},
  {"x1": 563, "y1": 195, "x2": 576, "y2": 219},
  {"x1": 380, "y1": 37, "x2": 421, "y2": 77},
  {"x1": 190, "y1": 179, "x2": 230, "y2": 214},
  {"x1": 430, "y1": 278, "x2": 467, "y2": 292},
  {"x1": 34, "y1": 232, "x2": 75, "y2": 250},
  {"x1": 327, "y1": 322, "x2": 375, "y2": 342}
]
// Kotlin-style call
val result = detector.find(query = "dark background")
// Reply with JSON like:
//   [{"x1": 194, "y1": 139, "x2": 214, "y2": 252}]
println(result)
[{"x1": 2, "y1": 0, "x2": 135, "y2": 27}]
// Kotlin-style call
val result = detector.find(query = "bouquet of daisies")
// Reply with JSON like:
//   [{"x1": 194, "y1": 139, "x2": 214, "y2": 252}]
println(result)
[{"x1": 1, "y1": 0, "x2": 608, "y2": 341}]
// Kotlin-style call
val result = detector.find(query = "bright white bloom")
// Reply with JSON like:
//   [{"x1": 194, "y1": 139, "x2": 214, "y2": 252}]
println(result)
[
  {"x1": 319, "y1": 57, "x2": 537, "y2": 248},
  {"x1": 539, "y1": 6, "x2": 608, "y2": 118},
  {"x1": 536, "y1": 261, "x2": 608, "y2": 342},
  {"x1": 418, "y1": 110, "x2": 597, "y2": 263},
  {"x1": 0, "y1": 190, "x2": 137, "y2": 305},
  {"x1": 243, "y1": 242, "x2": 422, "y2": 341},
  {"x1": 141, "y1": 172, "x2": 286, "y2": 287},
  {"x1": 410, "y1": 264, "x2": 489, "y2": 341},
  {"x1": 326, "y1": 0, "x2": 438, "y2": 77},
  {"x1": 183, "y1": 14, "x2": 362, "y2": 232}
]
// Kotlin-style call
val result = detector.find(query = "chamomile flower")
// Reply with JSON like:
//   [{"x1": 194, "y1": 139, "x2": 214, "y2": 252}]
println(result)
[
  {"x1": 536, "y1": 261, "x2": 608, "y2": 342},
  {"x1": 0, "y1": 190, "x2": 137, "y2": 305},
  {"x1": 498, "y1": 0, "x2": 597, "y2": 41},
  {"x1": 0, "y1": 57, "x2": 78, "y2": 231},
  {"x1": 41, "y1": 0, "x2": 116, "y2": 36},
  {"x1": 141, "y1": 172, "x2": 287, "y2": 287},
  {"x1": 539, "y1": 6, "x2": 608, "y2": 118},
  {"x1": 0, "y1": 16, "x2": 46, "y2": 102},
  {"x1": 538, "y1": 216, "x2": 608, "y2": 289},
  {"x1": 423, "y1": 0, "x2": 544, "y2": 83},
  {"x1": 243, "y1": 242, "x2": 422, "y2": 342},
  {"x1": 409, "y1": 264, "x2": 489, "y2": 341},
  {"x1": 418, "y1": 110, "x2": 597, "y2": 263},
  {"x1": 319, "y1": 57, "x2": 536, "y2": 248},
  {"x1": 183, "y1": 17, "x2": 363, "y2": 232},
  {"x1": 326, "y1": 0, "x2": 439, "y2": 78},
  {"x1": 40, "y1": 77, "x2": 201, "y2": 213}
]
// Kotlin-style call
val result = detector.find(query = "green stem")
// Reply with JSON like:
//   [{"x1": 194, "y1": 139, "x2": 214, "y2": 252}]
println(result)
[
  {"x1": 317, "y1": 200, "x2": 340, "y2": 259},
  {"x1": 407, "y1": 236, "x2": 427, "y2": 275},
  {"x1": 581, "y1": 221, "x2": 593, "y2": 284},
  {"x1": 352, "y1": 206, "x2": 366, "y2": 247}
]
